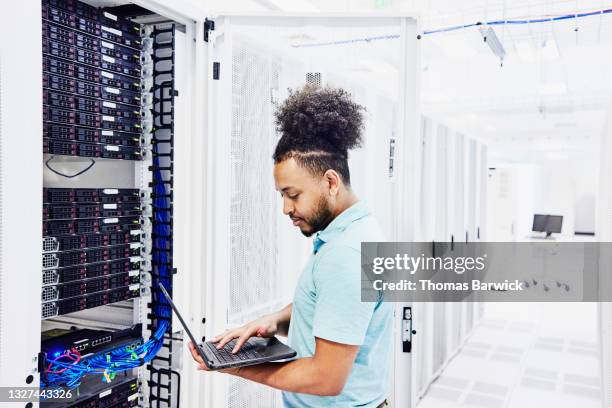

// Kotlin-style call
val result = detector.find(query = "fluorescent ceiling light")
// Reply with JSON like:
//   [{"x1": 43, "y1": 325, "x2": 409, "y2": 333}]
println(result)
[{"x1": 479, "y1": 26, "x2": 506, "y2": 62}]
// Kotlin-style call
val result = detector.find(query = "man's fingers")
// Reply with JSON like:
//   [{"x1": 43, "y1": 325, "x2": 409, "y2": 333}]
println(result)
[
  {"x1": 216, "y1": 330, "x2": 240, "y2": 349},
  {"x1": 232, "y1": 327, "x2": 258, "y2": 353}
]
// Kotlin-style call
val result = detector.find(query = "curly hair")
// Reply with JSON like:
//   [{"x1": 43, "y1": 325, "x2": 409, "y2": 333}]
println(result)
[{"x1": 273, "y1": 85, "x2": 365, "y2": 185}]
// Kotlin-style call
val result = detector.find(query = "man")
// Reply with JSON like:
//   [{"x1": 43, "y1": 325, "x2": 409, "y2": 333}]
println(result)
[{"x1": 189, "y1": 85, "x2": 393, "y2": 407}]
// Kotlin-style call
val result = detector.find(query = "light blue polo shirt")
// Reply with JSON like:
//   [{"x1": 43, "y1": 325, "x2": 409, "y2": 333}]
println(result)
[{"x1": 283, "y1": 201, "x2": 393, "y2": 407}]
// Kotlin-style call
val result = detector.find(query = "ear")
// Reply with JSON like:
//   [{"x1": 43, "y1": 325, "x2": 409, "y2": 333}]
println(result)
[{"x1": 323, "y1": 170, "x2": 341, "y2": 196}]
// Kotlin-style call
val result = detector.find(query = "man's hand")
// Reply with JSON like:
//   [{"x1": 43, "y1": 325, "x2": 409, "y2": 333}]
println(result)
[
  {"x1": 188, "y1": 342, "x2": 239, "y2": 374},
  {"x1": 214, "y1": 313, "x2": 279, "y2": 353},
  {"x1": 188, "y1": 341, "x2": 210, "y2": 371}
]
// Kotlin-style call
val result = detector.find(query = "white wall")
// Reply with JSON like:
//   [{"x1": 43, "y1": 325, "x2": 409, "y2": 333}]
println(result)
[{"x1": 487, "y1": 159, "x2": 598, "y2": 239}]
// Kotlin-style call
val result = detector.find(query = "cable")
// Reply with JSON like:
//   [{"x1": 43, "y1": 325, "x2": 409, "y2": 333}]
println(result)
[
  {"x1": 289, "y1": 7, "x2": 612, "y2": 48},
  {"x1": 424, "y1": 8, "x2": 612, "y2": 35},
  {"x1": 45, "y1": 156, "x2": 96, "y2": 178}
]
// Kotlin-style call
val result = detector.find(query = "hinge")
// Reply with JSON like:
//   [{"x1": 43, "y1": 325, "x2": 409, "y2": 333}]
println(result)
[{"x1": 204, "y1": 18, "x2": 215, "y2": 42}]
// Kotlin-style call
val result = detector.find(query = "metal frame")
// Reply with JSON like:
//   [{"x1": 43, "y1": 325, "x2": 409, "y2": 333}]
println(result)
[{"x1": 203, "y1": 13, "x2": 420, "y2": 408}]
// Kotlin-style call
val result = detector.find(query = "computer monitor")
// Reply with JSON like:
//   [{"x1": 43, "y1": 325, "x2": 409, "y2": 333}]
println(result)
[
  {"x1": 532, "y1": 214, "x2": 548, "y2": 232},
  {"x1": 545, "y1": 215, "x2": 563, "y2": 236},
  {"x1": 532, "y1": 214, "x2": 563, "y2": 237}
]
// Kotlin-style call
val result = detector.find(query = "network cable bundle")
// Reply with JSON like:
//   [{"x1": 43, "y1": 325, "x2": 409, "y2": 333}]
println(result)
[{"x1": 40, "y1": 0, "x2": 175, "y2": 405}]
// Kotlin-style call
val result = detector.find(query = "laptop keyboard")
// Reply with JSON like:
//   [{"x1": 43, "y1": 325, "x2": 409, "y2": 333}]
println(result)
[{"x1": 208, "y1": 339, "x2": 265, "y2": 363}]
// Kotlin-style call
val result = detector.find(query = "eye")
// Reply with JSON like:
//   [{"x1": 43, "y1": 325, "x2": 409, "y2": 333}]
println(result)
[{"x1": 288, "y1": 194, "x2": 299, "y2": 200}]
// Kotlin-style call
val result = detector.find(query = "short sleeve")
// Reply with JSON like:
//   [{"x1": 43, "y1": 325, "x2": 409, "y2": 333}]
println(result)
[{"x1": 312, "y1": 245, "x2": 375, "y2": 346}]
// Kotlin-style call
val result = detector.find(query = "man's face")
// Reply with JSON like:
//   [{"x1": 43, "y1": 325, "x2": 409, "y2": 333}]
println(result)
[{"x1": 274, "y1": 158, "x2": 334, "y2": 237}]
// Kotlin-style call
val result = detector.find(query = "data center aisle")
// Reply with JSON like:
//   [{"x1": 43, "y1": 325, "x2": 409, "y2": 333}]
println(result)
[{"x1": 417, "y1": 303, "x2": 601, "y2": 408}]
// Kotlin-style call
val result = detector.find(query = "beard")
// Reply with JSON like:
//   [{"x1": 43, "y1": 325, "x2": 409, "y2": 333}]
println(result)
[{"x1": 299, "y1": 195, "x2": 335, "y2": 237}]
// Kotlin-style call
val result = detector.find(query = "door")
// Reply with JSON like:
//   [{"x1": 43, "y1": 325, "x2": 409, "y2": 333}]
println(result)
[{"x1": 203, "y1": 14, "x2": 420, "y2": 408}]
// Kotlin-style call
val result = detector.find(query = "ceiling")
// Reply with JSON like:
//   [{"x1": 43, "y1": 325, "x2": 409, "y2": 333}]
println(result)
[{"x1": 209, "y1": 0, "x2": 612, "y2": 163}]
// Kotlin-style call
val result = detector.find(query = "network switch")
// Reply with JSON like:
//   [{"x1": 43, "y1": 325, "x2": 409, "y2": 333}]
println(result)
[{"x1": 41, "y1": 324, "x2": 142, "y2": 361}]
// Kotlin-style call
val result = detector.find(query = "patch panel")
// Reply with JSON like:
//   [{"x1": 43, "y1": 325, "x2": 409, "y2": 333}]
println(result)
[
  {"x1": 44, "y1": 188, "x2": 141, "y2": 204},
  {"x1": 57, "y1": 258, "x2": 141, "y2": 283},
  {"x1": 44, "y1": 202, "x2": 142, "y2": 220},
  {"x1": 43, "y1": 216, "x2": 141, "y2": 236},
  {"x1": 41, "y1": 324, "x2": 142, "y2": 360}
]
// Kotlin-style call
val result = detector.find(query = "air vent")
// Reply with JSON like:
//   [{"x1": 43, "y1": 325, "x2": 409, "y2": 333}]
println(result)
[{"x1": 306, "y1": 72, "x2": 322, "y2": 87}]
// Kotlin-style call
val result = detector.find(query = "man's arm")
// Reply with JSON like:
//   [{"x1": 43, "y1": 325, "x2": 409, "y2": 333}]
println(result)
[
  {"x1": 273, "y1": 303, "x2": 291, "y2": 337},
  {"x1": 190, "y1": 336, "x2": 358, "y2": 396}
]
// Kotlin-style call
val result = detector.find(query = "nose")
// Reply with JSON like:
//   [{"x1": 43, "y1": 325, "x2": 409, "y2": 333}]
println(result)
[{"x1": 282, "y1": 197, "x2": 294, "y2": 216}]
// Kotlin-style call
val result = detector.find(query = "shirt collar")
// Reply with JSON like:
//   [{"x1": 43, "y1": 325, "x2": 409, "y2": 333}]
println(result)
[{"x1": 312, "y1": 200, "x2": 370, "y2": 253}]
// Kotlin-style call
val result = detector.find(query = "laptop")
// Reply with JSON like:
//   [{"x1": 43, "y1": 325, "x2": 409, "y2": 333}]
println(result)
[{"x1": 159, "y1": 283, "x2": 297, "y2": 370}]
